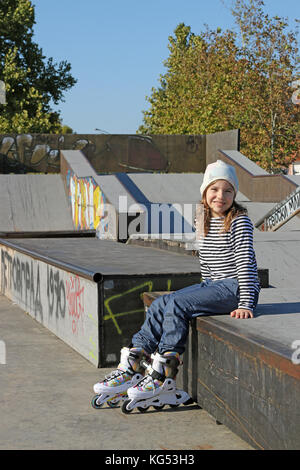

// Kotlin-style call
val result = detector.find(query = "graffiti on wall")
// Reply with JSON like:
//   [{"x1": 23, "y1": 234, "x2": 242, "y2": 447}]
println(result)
[
  {"x1": 104, "y1": 280, "x2": 155, "y2": 335},
  {"x1": 66, "y1": 274, "x2": 85, "y2": 335},
  {"x1": 102, "y1": 275, "x2": 202, "y2": 365},
  {"x1": 0, "y1": 134, "x2": 94, "y2": 173},
  {"x1": 103, "y1": 276, "x2": 202, "y2": 336},
  {"x1": 1, "y1": 248, "x2": 43, "y2": 319},
  {"x1": 0, "y1": 245, "x2": 203, "y2": 367},
  {"x1": 66, "y1": 169, "x2": 108, "y2": 233},
  {"x1": 0, "y1": 247, "x2": 99, "y2": 366},
  {"x1": 47, "y1": 264, "x2": 66, "y2": 320},
  {"x1": 0, "y1": 133, "x2": 207, "y2": 174}
]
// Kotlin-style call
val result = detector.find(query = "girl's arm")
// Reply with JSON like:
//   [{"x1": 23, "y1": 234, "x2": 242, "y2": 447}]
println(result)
[{"x1": 230, "y1": 215, "x2": 258, "y2": 316}]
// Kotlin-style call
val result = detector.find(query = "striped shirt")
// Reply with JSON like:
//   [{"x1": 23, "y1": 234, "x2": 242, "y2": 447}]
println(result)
[{"x1": 198, "y1": 214, "x2": 260, "y2": 311}]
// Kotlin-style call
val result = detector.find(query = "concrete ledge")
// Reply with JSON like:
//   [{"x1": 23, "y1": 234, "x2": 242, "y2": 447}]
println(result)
[
  {"x1": 0, "y1": 238, "x2": 202, "y2": 368},
  {"x1": 143, "y1": 291, "x2": 300, "y2": 450}
]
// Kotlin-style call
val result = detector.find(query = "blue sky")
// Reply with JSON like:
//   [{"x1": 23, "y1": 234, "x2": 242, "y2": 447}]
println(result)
[{"x1": 32, "y1": 0, "x2": 299, "y2": 134}]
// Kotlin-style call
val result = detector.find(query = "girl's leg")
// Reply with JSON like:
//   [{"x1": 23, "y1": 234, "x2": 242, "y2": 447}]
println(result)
[
  {"x1": 158, "y1": 278, "x2": 239, "y2": 354},
  {"x1": 131, "y1": 283, "x2": 204, "y2": 354},
  {"x1": 132, "y1": 279, "x2": 239, "y2": 355}
]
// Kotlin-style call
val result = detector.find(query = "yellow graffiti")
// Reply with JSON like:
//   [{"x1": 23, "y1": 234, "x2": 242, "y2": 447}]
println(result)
[
  {"x1": 88, "y1": 312, "x2": 98, "y2": 325},
  {"x1": 104, "y1": 281, "x2": 155, "y2": 335},
  {"x1": 88, "y1": 313, "x2": 98, "y2": 364},
  {"x1": 79, "y1": 179, "x2": 87, "y2": 228},
  {"x1": 103, "y1": 277, "x2": 201, "y2": 335},
  {"x1": 94, "y1": 186, "x2": 101, "y2": 228},
  {"x1": 68, "y1": 171, "x2": 107, "y2": 231},
  {"x1": 74, "y1": 178, "x2": 78, "y2": 227},
  {"x1": 103, "y1": 279, "x2": 179, "y2": 335},
  {"x1": 89, "y1": 335, "x2": 98, "y2": 362}
]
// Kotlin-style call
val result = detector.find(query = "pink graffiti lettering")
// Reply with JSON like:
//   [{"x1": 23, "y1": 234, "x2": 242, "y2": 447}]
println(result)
[{"x1": 66, "y1": 275, "x2": 84, "y2": 334}]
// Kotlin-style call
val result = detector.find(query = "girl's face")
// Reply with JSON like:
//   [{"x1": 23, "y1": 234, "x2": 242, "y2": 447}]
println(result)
[{"x1": 205, "y1": 179, "x2": 235, "y2": 217}]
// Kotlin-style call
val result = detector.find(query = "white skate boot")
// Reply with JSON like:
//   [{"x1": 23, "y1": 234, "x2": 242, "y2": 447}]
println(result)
[
  {"x1": 121, "y1": 351, "x2": 193, "y2": 413},
  {"x1": 91, "y1": 347, "x2": 146, "y2": 409}
]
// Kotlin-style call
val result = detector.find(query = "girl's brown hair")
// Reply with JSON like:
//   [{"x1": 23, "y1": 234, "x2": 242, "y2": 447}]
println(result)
[{"x1": 198, "y1": 185, "x2": 247, "y2": 237}]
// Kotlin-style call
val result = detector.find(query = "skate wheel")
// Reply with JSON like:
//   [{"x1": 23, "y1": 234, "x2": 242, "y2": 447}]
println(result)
[
  {"x1": 107, "y1": 400, "x2": 120, "y2": 408},
  {"x1": 91, "y1": 395, "x2": 103, "y2": 409},
  {"x1": 137, "y1": 406, "x2": 149, "y2": 413},
  {"x1": 153, "y1": 404, "x2": 165, "y2": 410},
  {"x1": 121, "y1": 399, "x2": 133, "y2": 414}
]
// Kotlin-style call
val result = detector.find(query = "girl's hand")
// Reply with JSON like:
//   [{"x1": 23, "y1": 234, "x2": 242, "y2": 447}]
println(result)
[{"x1": 230, "y1": 308, "x2": 253, "y2": 319}]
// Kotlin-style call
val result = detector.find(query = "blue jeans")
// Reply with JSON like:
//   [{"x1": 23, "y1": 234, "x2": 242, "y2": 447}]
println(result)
[{"x1": 132, "y1": 279, "x2": 259, "y2": 355}]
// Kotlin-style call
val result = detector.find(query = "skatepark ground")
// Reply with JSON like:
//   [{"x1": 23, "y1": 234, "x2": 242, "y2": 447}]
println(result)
[{"x1": 0, "y1": 294, "x2": 252, "y2": 451}]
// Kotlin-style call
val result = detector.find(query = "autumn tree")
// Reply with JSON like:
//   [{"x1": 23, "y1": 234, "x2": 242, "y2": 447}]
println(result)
[
  {"x1": 231, "y1": 0, "x2": 300, "y2": 170},
  {"x1": 0, "y1": 0, "x2": 76, "y2": 133},
  {"x1": 138, "y1": 0, "x2": 300, "y2": 171},
  {"x1": 138, "y1": 24, "x2": 248, "y2": 135}
]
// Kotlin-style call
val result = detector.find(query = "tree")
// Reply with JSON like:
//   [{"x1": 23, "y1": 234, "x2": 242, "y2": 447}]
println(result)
[
  {"x1": 0, "y1": 0, "x2": 76, "y2": 133},
  {"x1": 139, "y1": 23, "x2": 254, "y2": 134},
  {"x1": 230, "y1": 0, "x2": 300, "y2": 170},
  {"x1": 138, "y1": 1, "x2": 300, "y2": 171}
]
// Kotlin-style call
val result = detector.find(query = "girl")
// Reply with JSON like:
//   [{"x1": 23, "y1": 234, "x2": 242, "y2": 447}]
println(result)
[{"x1": 93, "y1": 160, "x2": 260, "y2": 411}]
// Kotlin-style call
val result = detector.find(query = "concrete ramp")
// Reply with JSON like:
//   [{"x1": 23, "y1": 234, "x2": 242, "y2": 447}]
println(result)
[
  {"x1": 218, "y1": 150, "x2": 298, "y2": 203},
  {"x1": 0, "y1": 174, "x2": 74, "y2": 234}
]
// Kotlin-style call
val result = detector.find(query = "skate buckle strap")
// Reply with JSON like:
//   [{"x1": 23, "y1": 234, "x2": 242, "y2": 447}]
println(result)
[
  {"x1": 115, "y1": 364, "x2": 135, "y2": 378},
  {"x1": 146, "y1": 364, "x2": 165, "y2": 382},
  {"x1": 151, "y1": 369, "x2": 165, "y2": 381},
  {"x1": 104, "y1": 368, "x2": 125, "y2": 382}
]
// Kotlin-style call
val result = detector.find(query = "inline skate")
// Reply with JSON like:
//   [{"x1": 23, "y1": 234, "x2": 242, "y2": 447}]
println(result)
[
  {"x1": 91, "y1": 347, "x2": 146, "y2": 409},
  {"x1": 121, "y1": 351, "x2": 193, "y2": 413}
]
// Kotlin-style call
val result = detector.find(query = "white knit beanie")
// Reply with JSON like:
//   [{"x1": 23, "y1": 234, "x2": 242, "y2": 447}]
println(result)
[{"x1": 200, "y1": 160, "x2": 239, "y2": 197}]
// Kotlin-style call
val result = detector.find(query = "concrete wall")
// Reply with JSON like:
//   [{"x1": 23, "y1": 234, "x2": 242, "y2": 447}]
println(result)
[
  {"x1": 0, "y1": 245, "x2": 99, "y2": 366},
  {"x1": 0, "y1": 133, "x2": 205, "y2": 174},
  {"x1": 0, "y1": 131, "x2": 240, "y2": 174},
  {"x1": 206, "y1": 129, "x2": 240, "y2": 165},
  {"x1": 0, "y1": 174, "x2": 74, "y2": 233}
]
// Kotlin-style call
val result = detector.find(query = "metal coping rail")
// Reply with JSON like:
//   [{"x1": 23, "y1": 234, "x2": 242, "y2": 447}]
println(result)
[{"x1": 0, "y1": 238, "x2": 103, "y2": 283}]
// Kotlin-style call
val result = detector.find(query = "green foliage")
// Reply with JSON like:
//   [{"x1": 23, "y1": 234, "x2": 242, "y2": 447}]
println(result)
[
  {"x1": 0, "y1": 0, "x2": 76, "y2": 133},
  {"x1": 138, "y1": 0, "x2": 300, "y2": 171},
  {"x1": 61, "y1": 124, "x2": 74, "y2": 134}
]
